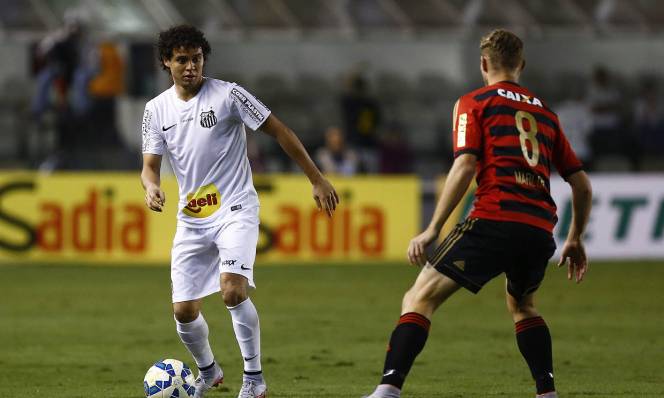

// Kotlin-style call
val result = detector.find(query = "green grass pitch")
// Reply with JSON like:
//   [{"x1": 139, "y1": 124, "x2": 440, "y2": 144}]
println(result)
[{"x1": 1, "y1": 262, "x2": 663, "y2": 397}]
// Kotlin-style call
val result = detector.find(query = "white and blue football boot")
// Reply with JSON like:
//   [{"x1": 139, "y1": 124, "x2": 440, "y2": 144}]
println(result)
[
  {"x1": 237, "y1": 380, "x2": 267, "y2": 398},
  {"x1": 193, "y1": 363, "x2": 223, "y2": 398}
]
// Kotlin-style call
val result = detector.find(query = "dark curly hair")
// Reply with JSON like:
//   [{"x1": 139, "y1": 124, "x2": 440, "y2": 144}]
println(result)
[{"x1": 157, "y1": 25, "x2": 211, "y2": 71}]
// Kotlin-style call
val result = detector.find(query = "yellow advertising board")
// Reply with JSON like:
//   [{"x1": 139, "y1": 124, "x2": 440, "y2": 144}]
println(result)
[{"x1": 0, "y1": 173, "x2": 419, "y2": 264}]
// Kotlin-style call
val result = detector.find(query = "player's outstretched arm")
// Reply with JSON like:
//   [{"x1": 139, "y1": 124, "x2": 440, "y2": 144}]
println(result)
[
  {"x1": 557, "y1": 170, "x2": 592, "y2": 283},
  {"x1": 260, "y1": 114, "x2": 339, "y2": 217},
  {"x1": 141, "y1": 153, "x2": 166, "y2": 212},
  {"x1": 408, "y1": 154, "x2": 477, "y2": 266}
]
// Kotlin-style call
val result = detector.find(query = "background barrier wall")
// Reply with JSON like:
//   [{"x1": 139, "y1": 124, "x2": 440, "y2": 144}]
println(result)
[
  {"x1": 550, "y1": 174, "x2": 664, "y2": 259},
  {"x1": 1, "y1": 172, "x2": 662, "y2": 264},
  {"x1": 0, "y1": 173, "x2": 420, "y2": 264}
]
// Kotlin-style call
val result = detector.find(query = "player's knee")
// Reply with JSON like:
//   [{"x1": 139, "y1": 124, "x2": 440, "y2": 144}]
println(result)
[
  {"x1": 402, "y1": 287, "x2": 442, "y2": 317},
  {"x1": 413, "y1": 288, "x2": 437, "y2": 307},
  {"x1": 507, "y1": 300, "x2": 538, "y2": 320},
  {"x1": 220, "y1": 274, "x2": 249, "y2": 307},
  {"x1": 222, "y1": 288, "x2": 248, "y2": 307},
  {"x1": 173, "y1": 306, "x2": 199, "y2": 323},
  {"x1": 403, "y1": 287, "x2": 433, "y2": 309}
]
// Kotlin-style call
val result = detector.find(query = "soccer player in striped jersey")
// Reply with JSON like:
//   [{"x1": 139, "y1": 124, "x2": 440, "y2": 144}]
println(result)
[{"x1": 364, "y1": 29, "x2": 592, "y2": 398}]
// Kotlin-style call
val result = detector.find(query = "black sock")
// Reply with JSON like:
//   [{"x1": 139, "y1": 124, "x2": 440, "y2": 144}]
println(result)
[
  {"x1": 515, "y1": 316, "x2": 555, "y2": 394},
  {"x1": 243, "y1": 370, "x2": 263, "y2": 382},
  {"x1": 380, "y1": 312, "x2": 431, "y2": 389},
  {"x1": 198, "y1": 361, "x2": 216, "y2": 371},
  {"x1": 198, "y1": 361, "x2": 218, "y2": 382}
]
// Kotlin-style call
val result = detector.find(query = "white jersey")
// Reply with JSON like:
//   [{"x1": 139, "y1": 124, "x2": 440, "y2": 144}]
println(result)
[{"x1": 141, "y1": 77, "x2": 271, "y2": 228}]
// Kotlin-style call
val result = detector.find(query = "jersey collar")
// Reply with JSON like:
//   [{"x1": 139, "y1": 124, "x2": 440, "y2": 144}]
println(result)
[
  {"x1": 172, "y1": 77, "x2": 208, "y2": 108},
  {"x1": 498, "y1": 80, "x2": 521, "y2": 87}
]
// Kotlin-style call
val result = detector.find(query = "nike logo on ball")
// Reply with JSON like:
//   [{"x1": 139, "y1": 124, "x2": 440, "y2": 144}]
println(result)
[{"x1": 162, "y1": 123, "x2": 176, "y2": 131}]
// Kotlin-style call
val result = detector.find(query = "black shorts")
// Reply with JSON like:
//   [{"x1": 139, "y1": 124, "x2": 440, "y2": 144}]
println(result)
[{"x1": 428, "y1": 218, "x2": 556, "y2": 301}]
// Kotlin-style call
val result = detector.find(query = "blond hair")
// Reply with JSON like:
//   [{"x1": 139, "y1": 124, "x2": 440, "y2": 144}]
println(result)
[{"x1": 480, "y1": 29, "x2": 523, "y2": 71}]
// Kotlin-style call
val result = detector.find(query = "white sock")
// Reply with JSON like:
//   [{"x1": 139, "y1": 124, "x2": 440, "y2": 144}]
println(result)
[
  {"x1": 175, "y1": 313, "x2": 215, "y2": 369},
  {"x1": 227, "y1": 298, "x2": 262, "y2": 373},
  {"x1": 373, "y1": 384, "x2": 401, "y2": 398}
]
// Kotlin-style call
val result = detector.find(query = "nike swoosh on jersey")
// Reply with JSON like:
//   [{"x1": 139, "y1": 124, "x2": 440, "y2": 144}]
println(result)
[
  {"x1": 162, "y1": 123, "x2": 176, "y2": 131},
  {"x1": 240, "y1": 264, "x2": 251, "y2": 270}
]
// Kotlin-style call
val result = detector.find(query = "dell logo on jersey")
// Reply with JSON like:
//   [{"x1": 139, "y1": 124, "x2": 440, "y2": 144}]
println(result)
[
  {"x1": 183, "y1": 183, "x2": 222, "y2": 218},
  {"x1": 497, "y1": 88, "x2": 543, "y2": 107},
  {"x1": 200, "y1": 110, "x2": 218, "y2": 128},
  {"x1": 185, "y1": 193, "x2": 218, "y2": 213}
]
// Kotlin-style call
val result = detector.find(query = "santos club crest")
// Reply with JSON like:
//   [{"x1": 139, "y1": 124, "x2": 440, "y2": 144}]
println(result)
[{"x1": 200, "y1": 110, "x2": 218, "y2": 128}]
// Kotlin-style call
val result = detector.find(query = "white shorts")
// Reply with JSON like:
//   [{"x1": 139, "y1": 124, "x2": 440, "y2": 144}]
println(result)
[{"x1": 171, "y1": 206, "x2": 259, "y2": 303}]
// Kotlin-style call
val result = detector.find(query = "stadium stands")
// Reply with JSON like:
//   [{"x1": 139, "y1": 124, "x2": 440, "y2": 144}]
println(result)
[{"x1": 0, "y1": 0, "x2": 662, "y2": 172}]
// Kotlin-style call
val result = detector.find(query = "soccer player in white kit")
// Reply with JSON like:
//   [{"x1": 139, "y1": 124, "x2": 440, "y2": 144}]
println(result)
[{"x1": 140, "y1": 25, "x2": 339, "y2": 398}]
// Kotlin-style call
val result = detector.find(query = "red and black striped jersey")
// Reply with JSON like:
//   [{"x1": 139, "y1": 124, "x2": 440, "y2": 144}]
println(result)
[{"x1": 452, "y1": 81, "x2": 583, "y2": 233}]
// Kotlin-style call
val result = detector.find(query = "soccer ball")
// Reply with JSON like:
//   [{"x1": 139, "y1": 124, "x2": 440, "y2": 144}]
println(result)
[{"x1": 143, "y1": 359, "x2": 196, "y2": 398}]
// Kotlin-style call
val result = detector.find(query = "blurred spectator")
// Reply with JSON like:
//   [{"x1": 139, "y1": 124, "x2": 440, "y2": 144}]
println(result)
[
  {"x1": 435, "y1": 117, "x2": 454, "y2": 170},
  {"x1": 556, "y1": 86, "x2": 593, "y2": 169},
  {"x1": 32, "y1": 12, "x2": 85, "y2": 117},
  {"x1": 340, "y1": 73, "x2": 382, "y2": 173},
  {"x1": 379, "y1": 121, "x2": 413, "y2": 173},
  {"x1": 32, "y1": 10, "x2": 128, "y2": 170},
  {"x1": 81, "y1": 40, "x2": 125, "y2": 149},
  {"x1": 587, "y1": 66, "x2": 636, "y2": 168},
  {"x1": 633, "y1": 77, "x2": 664, "y2": 157},
  {"x1": 31, "y1": 12, "x2": 87, "y2": 170},
  {"x1": 315, "y1": 126, "x2": 359, "y2": 175}
]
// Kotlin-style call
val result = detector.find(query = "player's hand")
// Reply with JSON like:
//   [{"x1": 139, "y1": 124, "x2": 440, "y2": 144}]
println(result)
[
  {"x1": 145, "y1": 184, "x2": 166, "y2": 212},
  {"x1": 407, "y1": 227, "x2": 439, "y2": 266},
  {"x1": 557, "y1": 238, "x2": 588, "y2": 283},
  {"x1": 312, "y1": 178, "x2": 339, "y2": 217}
]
